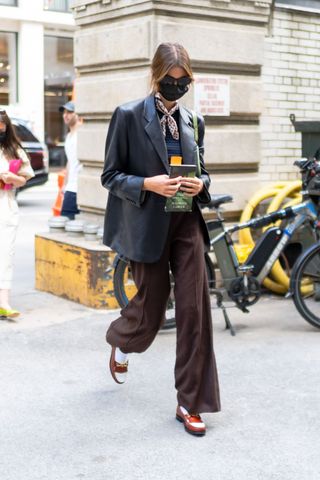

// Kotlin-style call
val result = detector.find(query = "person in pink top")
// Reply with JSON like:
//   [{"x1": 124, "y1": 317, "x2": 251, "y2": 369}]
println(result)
[{"x1": 0, "y1": 110, "x2": 34, "y2": 319}]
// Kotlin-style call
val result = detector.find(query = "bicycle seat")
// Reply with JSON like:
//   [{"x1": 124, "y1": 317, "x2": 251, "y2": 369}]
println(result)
[{"x1": 207, "y1": 194, "x2": 233, "y2": 209}]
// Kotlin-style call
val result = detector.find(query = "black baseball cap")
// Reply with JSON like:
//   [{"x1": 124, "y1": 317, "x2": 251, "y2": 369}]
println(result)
[{"x1": 59, "y1": 101, "x2": 75, "y2": 113}]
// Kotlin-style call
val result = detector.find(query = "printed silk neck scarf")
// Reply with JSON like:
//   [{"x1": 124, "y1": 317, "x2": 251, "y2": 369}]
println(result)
[{"x1": 155, "y1": 93, "x2": 179, "y2": 141}]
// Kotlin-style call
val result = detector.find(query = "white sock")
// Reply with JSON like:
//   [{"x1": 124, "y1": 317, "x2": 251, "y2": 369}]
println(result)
[
  {"x1": 115, "y1": 347, "x2": 128, "y2": 364},
  {"x1": 180, "y1": 406, "x2": 189, "y2": 415}
]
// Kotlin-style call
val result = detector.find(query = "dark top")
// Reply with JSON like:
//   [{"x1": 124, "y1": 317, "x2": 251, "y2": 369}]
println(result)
[{"x1": 157, "y1": 109, "x2": 182, "y2": 161}]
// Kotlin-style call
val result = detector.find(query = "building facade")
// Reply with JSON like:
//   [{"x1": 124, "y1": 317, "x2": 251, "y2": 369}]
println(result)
[
  {"x1": 73, "y1": 0, "x2": 273, "y2": 220},
  {"x1": 72, "y1": 0, "x2": 320, "y2": 220},
  {"x1": 261, "y1": 0, "x2": 320, "y2": 182},
  {"x1": 0, "y1": 0, "x2": 75, "y2": 159}
]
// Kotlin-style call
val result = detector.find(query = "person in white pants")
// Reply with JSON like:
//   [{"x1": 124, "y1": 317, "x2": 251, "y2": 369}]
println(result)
[{"x1": 0, "y1": 110, "x2": 34, "y2": 318}]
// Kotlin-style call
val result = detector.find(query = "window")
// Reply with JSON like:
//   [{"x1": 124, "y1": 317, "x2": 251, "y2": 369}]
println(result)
[
  {"x1": 276, "y1": 0, "x2": 320, "y2": 11},
  {"x1": 43, "y1": 0, "x2": 72, "y2": 12},
  {"x1": 0, "y1": 1, "x2": 17, "y2": 5},
  {"x1": 44, "y1": 35, "x2": 74, "y2": 166},
  {"x1": 0, "y1": 32, "x2": 17, "y2": 106}
]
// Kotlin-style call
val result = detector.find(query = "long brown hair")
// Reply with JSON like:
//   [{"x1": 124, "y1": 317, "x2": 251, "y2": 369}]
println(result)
[
  {"x1": 150, "y1": 43, "x2": 194, "y2": 93},
  {"x1": 0, "y1": 110, "x2": 24, "y2": 159}
]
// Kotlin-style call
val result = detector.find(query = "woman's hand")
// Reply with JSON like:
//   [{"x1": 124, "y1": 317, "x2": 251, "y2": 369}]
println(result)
[
  {"x1": 180, "y1": 177, "x2": 204, "y2": 197},
  {"x1": 1, "y1": 172, "x2": 16, "y2": 184},
  {"x1": 143, "y1": 174, "x2": 182, "y2": 198},
  {"x1": 0, "y1": 172, "x2": 26, "y2": 188}
]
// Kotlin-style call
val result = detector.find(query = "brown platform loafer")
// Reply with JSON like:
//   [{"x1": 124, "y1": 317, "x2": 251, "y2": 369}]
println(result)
[
  {"x1": 109, "y1": 346, "x2": 128, "y2": 384},
  {"x1": 176, "y1": 406, "x2": 206, "y2": 437}
]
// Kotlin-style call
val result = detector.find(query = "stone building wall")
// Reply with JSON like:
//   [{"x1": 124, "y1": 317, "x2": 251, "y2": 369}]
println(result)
[
  {"x1": 261, "y1": 6, "x2": 320, "y2": 183},
  {"x1": 72, "y1": 0, "x2": 273, "y2": 220}
]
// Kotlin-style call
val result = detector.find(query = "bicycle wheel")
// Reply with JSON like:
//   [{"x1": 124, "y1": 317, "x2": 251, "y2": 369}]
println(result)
[
  {"x1": 291, "y1": 242, "x2": 320, "y2": 329},
  {"x1": 205, "y1": 252, "x2": 216, "y2": 290},
  {"x1": 113, "y1": 257, "x2": 136, "y2": 309}
]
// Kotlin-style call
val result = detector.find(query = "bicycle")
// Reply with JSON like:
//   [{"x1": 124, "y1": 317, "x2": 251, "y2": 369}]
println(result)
[{"x1": 112, "y1": 157, "x2": 320, "y2": 333}]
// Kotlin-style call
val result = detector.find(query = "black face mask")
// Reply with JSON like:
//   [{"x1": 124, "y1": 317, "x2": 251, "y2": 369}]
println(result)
[
  {"x1": 0, "y1": 132, "x2": 6, "y2": 143},
  {"x1": 159, "y1": 75, "x2": 191, "y2": 102}
]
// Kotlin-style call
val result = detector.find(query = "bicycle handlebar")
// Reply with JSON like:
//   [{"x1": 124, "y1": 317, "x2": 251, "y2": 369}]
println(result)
[{"x1": 247, "y1": 207, "x2": 296, "y2": 229}]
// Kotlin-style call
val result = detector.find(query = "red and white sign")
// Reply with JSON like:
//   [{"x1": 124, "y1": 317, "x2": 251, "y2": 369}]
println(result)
[{"x1": 194, "y1": 75, "x2": 230, "y2": 116}]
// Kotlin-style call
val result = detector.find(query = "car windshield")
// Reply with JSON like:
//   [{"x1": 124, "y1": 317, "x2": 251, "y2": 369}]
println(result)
[{"x1": 13, "y1": 124, "x2": 39, "y2": 143}]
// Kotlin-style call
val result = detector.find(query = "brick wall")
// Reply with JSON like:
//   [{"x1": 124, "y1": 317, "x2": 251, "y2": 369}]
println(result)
[{"x1": 261, "y1": 7, "x2": 320, "y2": 182}]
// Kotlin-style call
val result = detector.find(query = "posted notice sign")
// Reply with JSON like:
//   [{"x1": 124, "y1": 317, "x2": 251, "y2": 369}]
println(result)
[{"x1": 194, "y1": 75, "x2": 230, "y2": 116}]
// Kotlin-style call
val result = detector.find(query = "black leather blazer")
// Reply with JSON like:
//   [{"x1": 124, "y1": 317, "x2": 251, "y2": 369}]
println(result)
[{"x1": 101, "y1": 94, "x2": 211, "y2": 263}]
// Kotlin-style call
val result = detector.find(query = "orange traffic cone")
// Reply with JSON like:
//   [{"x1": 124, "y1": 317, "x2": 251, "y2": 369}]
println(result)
[{"x1": 52, "y1": 169, "x2": 66, "y2": 216}]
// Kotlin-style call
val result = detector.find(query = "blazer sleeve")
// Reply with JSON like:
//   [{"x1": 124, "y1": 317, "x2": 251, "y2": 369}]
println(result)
[
  {"x1": 101, "y1": 106, "x2": 146, "y2": 207},
  {"x1": 196, "y1": 114, "x2": 211, "y2": 204}
]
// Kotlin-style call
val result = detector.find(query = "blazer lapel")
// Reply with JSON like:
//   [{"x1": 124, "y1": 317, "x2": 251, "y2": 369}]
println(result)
[
  {"x1": 179, "y1": 106, "x2": 197, "y2": 166},
  {"x1": 144, "y1": 95, "x2": 169, "y2": 174}
]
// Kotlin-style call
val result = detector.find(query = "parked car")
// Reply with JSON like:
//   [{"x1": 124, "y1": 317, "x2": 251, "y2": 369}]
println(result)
[{"x1": 11, "y1": 118, "x2": 49, "y2": 191}]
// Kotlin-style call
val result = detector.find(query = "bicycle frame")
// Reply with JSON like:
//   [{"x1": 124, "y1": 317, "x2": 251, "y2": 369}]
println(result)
[{"x1": 209, "y1": 199, "x2": 319, "y2": 287}]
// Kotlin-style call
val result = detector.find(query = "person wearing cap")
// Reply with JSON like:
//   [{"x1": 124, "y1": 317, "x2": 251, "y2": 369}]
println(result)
[{"x1": 59, "y1": 101, "x2": 82, "y2": 219}]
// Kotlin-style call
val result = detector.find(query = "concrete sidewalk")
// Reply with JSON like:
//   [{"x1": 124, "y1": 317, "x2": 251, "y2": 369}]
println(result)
[
  {"x1": 0, "y1": 182, "x2": 319, "y2": 480},
  {"x1": 1, "y1": 289, "x2": 319, "y2": 480}
]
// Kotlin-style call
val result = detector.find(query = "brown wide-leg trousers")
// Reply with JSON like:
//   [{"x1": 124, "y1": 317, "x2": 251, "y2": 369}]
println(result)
[{"x1": 107, "y1": 210, "x2": 221, "y2": 413}]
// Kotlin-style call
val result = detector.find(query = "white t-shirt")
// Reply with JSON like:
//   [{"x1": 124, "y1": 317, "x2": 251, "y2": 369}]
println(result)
[{"x1": 65, "y1": 131, "x2": 81, "y2": 193}]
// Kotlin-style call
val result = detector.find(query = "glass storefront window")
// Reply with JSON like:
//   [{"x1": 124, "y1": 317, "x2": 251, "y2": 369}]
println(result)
[
  {"x1": 0, "y1": 32, "x2": 17, "y2": 106},
  {"x1": 276, "y1": 0, "x2": 320, "y2": 10},
  {"x1": 44, "y1": 0, "x2": 72, "y2": 12},
  {"x1": 0, "y1": 1, "x2": 17, "y2": 5},
  {"x1": 44, "y1": 35, "x2": 74, "y2": 166}
]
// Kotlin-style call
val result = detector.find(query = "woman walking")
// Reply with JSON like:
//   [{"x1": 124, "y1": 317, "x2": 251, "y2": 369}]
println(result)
[
  {"x1": 101, "y1": 43, "x2": 220, "y2": 436},
  {"x1": 0, "y1": 111, "x2": 34, "y2": 318}
]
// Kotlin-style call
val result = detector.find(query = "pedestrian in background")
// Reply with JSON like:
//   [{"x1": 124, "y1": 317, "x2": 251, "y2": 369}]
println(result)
[
  {"x1": 0, "y1": 110, "x2": 34, "y2": 319},
  {"x1": 101, "y1": 43, "x2": 220, "y2": 436},
  {"x1": 59, "y1": 101, "x2": 82, "y2": 219}
]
